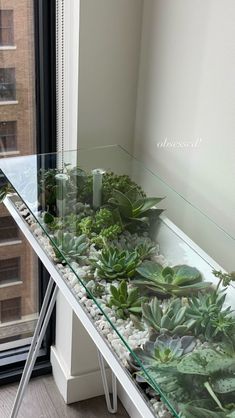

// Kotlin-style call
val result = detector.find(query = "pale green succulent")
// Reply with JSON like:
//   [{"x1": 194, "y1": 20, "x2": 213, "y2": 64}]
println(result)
[
  {"x1": 142, "y1": 297, "x2": 194, "y2": 336},
  {"x1": 134, "y1": 261, "x2": 211, "y2": 297},
  {"x1": 132, "y1": 334, "x2": 197, "y2": 369},
  {"x1": 93, "y1": 247, "x2": 141, "y2": 280},
  {"x1": 52, "y1": 231, "x2": 89, "y2": 263}
]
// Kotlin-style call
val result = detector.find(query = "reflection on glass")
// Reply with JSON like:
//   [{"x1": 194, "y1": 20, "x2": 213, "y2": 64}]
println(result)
[{"x1": 0, "y1": 0, "x2": 38, "y2": 351}]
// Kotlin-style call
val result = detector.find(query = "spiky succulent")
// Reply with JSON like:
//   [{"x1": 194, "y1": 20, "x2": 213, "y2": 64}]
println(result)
[
  {"x1": 186, "y1": 291, "x2": 235, "y2": 341},
  {"x1": 142, "y1": 297, "x2": 194, "y2": 336},
  {"x1": 108, "y1": 188, "x2": 164, "y2": 225},
  {"x1": 52, "y1": 231, "x2": 89, "y2": 263},
  {"x1": 93, "y1": 247, "x2": 141, "y2": 280},
  {"x1": 107, "y1": 280, "x2": 146, "y2": 319},
  {"x1": 134, "y1": 261, "x2": 210, "y2": 298}
]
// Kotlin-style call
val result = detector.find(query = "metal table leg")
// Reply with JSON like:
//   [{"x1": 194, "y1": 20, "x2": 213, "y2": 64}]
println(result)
[
  {"x1": 10, "y1": 277, "x2": 58, "y2": 418},
  {"x1": 97, "y1": 349, "x2": 117, "y2": 414}
]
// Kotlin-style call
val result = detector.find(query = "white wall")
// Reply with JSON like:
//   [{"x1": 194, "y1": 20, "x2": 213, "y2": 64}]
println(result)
[
  {"x1": 134, "y1": 0, "x2": 235, "y2": 269},
  {"x1": 78, "y1": 0, "x2": 143, "y2": 151}
]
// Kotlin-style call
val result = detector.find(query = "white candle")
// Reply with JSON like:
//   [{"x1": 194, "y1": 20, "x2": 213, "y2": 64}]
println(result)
[
  {"x1": 55, "y1": 173, "x2": 69, "y2": 216},
  {"x1": 92, "y1": 168, "x2": 105, "y2": 209}
]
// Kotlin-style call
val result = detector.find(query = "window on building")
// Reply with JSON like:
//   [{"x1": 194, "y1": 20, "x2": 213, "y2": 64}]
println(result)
[
  {"x1": 0, "y1": 257, "x2": 20, "y2": 285},
  {"x1": 0, "y1": 68, "x2": 16, "y2": 101},
  {"x1": 0, "y1": 0, "x2": 56, "y2": 383},
  {"x1": 0, "y1": 121, "x2": 17, "y2": 152},
  {"x1": 0, "y1": 216, "x2": 18, "y2": 242},
  {"x1": 1, "y1": 297, "x2": 21, "y2": 323},
  {"x1": 0, "y1": 10, "x2": 14, "y2": 46}
]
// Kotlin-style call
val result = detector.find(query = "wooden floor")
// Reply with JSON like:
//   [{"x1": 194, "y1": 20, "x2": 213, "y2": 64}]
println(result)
[{"x1": 0, "y1": 375, "x2": 129, "y2": 418}]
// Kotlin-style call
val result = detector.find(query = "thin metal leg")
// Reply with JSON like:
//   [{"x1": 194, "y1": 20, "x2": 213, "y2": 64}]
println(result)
[
  {"x1": 97, "y1": 350, "x2": 117, "y2": 414},
  {"x1": 10, "y1": 279, "x2": 58, "y2": 418}
]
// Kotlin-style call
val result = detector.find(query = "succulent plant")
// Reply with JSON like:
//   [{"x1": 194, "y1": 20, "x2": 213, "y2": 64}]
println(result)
[
  {"x1": 0, "y1": 181, "x2": 14, "y2": 202},
  {"x1": 179, "y1": 402, "x2": 234, "y2": 418},
  {"x1": 213, "y1": 270, "x2": 235, "y2": 291},
  {"x1": 113, "y1": 231, "x2": 157, "y2": 253},
  {"x1": 142, "y1": 297, "x2": 194, "y2": 336},
  {"x1": 177, "y1": 348, "x2": 235, "y2": 408},
  {"x1": 52, "y1": 231, "x2": 89, "y2": 263},
  {"x1": 86, "y1": 282, "x2": 105, "y2": 298},
  {"x1": 91, "y1": 225, "x2": 122, "y2": 247},
  {"x1": 93, "y1": 247, "x2": 141, "y2": 281},
  {"x1": 102, "y1": 172, "x2": 146, "y2": 203},
  {"x1": 38, "y1": 168, "x2": 61, "y2": 213},
  {"x1": 78, "y1": 216, "x2": 93, "y2": 236},
  {"x1": 132, "y1": 334, "x2": 197, "y2": 370},
  {"x1": 135, "y1": 241, "x2": 157, "y2": 261},
  {"x1": 77, "y1": 208, "x2": 123, "y2": 248},
  {"x1": 108, "y1": 188, "x2": 164, "y2": 225},
  {"x1": 107, "y1": 280, "x2": 146, "y2": 319},
  {"x1": 186, "y1": 291, "x2": 235, "y2": 341},
  {"x1": 134, "y1": 261, "x2": 210, "y2": 297}
]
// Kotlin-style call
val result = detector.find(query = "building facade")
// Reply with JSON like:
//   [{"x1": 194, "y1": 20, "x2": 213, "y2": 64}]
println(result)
[{"x1": 0, "y1": 0, "x2": 37, "y2": 346}]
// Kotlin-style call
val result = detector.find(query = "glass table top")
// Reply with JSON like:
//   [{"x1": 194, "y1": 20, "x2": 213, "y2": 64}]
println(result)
[{"x1": 0, "y1": 145, "x2": 234, "y2": 418}]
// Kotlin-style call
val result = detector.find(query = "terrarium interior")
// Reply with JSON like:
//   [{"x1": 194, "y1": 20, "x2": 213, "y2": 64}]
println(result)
[{"x1": 1, "y1": 145, "x2": 235, "y2": 418}]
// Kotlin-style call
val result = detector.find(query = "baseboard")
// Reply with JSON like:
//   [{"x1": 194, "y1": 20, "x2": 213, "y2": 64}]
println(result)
[
  {"x1": 51, "y1": 345, "x2": 111, "y2": 404},
  {"x1": 51, "y1": 345, "x2": 145, "y2": 417}
]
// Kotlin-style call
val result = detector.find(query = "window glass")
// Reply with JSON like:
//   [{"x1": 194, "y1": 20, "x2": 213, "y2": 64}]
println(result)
[
  {"x1": 0, "y1": 10, "x2": 14, "y2": 46},
  {"x1": 0, "y1": 257, "x2": 20, "y2": 285},
  {"x1": 0, "y1": 216, "x2": 18, "y2": 242},
  {"x1": 1, "y1": 297, "x2": 21, "y2": 323},
  {"x1": 0, "y1": 121, "x2": 17, "y2": 152},
  {"x1": 0, "y1": 0, "x2": 38, "y2": 349},
  {"x1": 0, "y1": 67, "x2": 16, "y2": 101}
]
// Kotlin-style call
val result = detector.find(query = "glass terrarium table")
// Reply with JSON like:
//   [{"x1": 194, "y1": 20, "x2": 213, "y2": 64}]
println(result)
[{"x1": 0, "y1": 146, "x2": 234, "y2": 418}]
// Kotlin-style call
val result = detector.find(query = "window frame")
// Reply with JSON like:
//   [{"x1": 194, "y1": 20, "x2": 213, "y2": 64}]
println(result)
[{"x1": 0, "y1": 0, "x2": 56, "y2": 385}]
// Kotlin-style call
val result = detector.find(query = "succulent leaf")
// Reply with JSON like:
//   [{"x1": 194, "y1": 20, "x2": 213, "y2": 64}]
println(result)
[{"x1": 107, "y1": 280, "x2": 146, "y2": 319}]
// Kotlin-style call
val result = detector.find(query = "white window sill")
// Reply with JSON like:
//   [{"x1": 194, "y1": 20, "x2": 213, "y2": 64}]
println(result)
[
  {"x1": 0, "y1": 101, "x2": 18, "y2": 106},
  {"x1": 0, "y1": 280, "x2": 22, "y2": 288},
  {"x1": 0, "y1": 46, "x2": 17, "y2": 50},
  {"x1": 0, "y1": 239, "x2": 22, "y2": 247},
  {"x1": 0, "y1": 150, "x2": 20, "y2": 157}
]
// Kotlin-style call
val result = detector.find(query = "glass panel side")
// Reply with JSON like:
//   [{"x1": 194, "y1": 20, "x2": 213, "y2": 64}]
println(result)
[
  {"x1": 0, "y1": 145, "x2": 235, "y2": 417},
  {"x1": 0, "y1": 0, "x2": 38, "y2": 353}
]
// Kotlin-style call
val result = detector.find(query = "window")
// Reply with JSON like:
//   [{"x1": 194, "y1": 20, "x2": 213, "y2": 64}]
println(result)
[
  {"x1": 0, "y1": 121, "x2": 17, "y2": 152},
  {"x1": 1, "y1": 297, "x2": 21, "y2": 323},
  {"x1": 0, "y1": 68, "x2": 16, "y2": 101},
  {"x1": 0, "y1": 216, "x2": 18, "y2": 242},
  {"x1": 0, "y1": 10, "x2": 14, "y2": 46},
  {"x1": 0, "y1": 0, "x2": 56, "y2": 384},
  {"x1": 0, "y1": 257, "x2": 20, "y2": 285}
]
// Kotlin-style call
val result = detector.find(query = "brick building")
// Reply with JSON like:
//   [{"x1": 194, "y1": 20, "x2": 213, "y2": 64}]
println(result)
[{"x1": 0, "y1": 0, "x2": 38, "y2": 345}]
